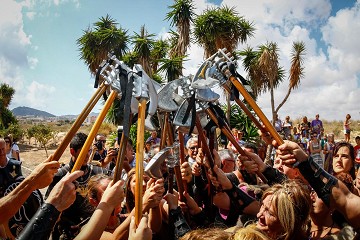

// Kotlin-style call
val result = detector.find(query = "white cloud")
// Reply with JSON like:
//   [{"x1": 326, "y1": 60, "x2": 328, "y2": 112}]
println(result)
[
  {"x1": 192, "y1": 0, "x2": 360, "y2": 121},
  {"x1": 22, "y1": 81, "x2": 56, "y2": 109},
  {"x1": 26, "y1": 11, "x2": 36, "y2": 20},
  {"x1": 27, "y1": 56, "x2": 38, "y2": 69}
]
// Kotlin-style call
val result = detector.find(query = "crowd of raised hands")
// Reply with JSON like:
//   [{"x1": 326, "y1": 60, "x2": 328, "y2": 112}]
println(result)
[{"x1": 2, "y1": 131, "x2": 360, "y2": 240}]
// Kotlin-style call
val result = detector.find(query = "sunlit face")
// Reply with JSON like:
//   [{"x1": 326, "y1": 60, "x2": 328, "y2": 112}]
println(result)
[
  {"x1": 4, "y1": 138, "x2": 11, "y2": 152},
  {"x1": 130, "y1": 174, "x2": 150, "y2": 195},
  {"x1": 332, "y1": 146, "x2": 353, "y2": 175},
  {"x1": 257, "y1": 195, "x2": 283, "y2": 239},
  {"x1": 187, "y1": 142, "x2": 198, "y2": 159},
  {"x1": 310, "y1": 190, "x2": 329, "y2": 216},
  {"x1": 151, "y1": 131, "x2": 157, "y2": 138},
  {"x1": 126, "y1": 143, "x2": 135, "y2": 162},
  {"x1": 0, "y1": 140, "x2": 7, "y2": 165},
  {"x1": 145, "y1": 142, "x2": 152, "y2": 151},
  {"x1": 96, "y1": 135, "x2": 106, "y2": 148}
]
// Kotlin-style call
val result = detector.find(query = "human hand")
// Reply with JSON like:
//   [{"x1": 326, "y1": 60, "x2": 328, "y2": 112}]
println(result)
[
  {"x1": 195, "y1": 148, "x2": 204, "y2": 165},
  {"x1": 103, "y1": 148, "x2": 117, "y2": 165},
  {"x1": 181, "y1": 162, "x2": 192, "y2": 183},
  {"x1": 276, "y1": 140, "x2": 309, "y2": 166},
  {"x1": 30, "y1": 155, "x2": 60, "y2": 189},
  {"x1": 100, "y1": 179, "x2": 125, "y2": 209},
  {"x1": 143, "y1": 178, "x2": 164, "y2": 210},
  {"x1": 129, "y1": 214, "x2": 152, "y2": 240},
  {"x1": 163, "y1": 190, "x2": 179, "y2": 210},
  {"x1": 210, "y1": 165, "x2": 232, "y2": 190},
  {"x1": 191, "y1": 162, "x2": 202, "y2": 176},
  {"x1": 239, "y1": 151, "x2": 267, "y2": 173},
  {"x1": 45, "y1": 170, "x2": 84, "y2": 212}
]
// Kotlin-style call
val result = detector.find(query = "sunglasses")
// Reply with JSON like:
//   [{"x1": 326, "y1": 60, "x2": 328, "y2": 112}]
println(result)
[
  {"x1": 98, "y1": 140, "x2": 106, "y2": 143},
  {"x1": 5, "y1": 140, "x2": 10, "y2": 144},
  {"x1": 189, "y1": 146, "x2": 198, "y2": 150}
]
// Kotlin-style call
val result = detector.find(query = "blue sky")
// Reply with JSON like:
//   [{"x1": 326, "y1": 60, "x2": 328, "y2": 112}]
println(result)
[{"x1": 2, "y1": 0, "x2": 360, "y2": 121}]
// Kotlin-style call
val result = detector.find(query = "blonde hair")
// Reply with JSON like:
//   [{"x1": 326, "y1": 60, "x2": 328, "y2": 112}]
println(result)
[
  {"x1": 179, "y1": 228, "x2": 231, "y2": 240},
  {"x1": 262, "y1": 180, "x2": 311, "y2": 240},
  {"x1": 232, "y1": 224, "x2": 270, "y2": 240}
]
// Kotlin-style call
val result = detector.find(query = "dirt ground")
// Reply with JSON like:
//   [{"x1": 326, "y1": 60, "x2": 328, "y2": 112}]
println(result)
[{"x1": 18, "y1": 142, "x2": 72, "y2": 177}]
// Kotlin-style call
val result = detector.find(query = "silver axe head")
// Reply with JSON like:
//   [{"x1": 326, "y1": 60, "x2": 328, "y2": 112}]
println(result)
[
  {"x1": 130, "y1": 64, "x2": 158, "y2": 115},
  {"x1": 100, "y1": 59, "x2": 122, "y2": 98},
  {"x1": 191, "y1": 61, "x2": 219, "y2": 89},
  {"x1": 145, "y1": 147, "x2": 170, "y2": 179},
  {"x1": 157, "y1": 77, "x2": 190, "y2": 112}
]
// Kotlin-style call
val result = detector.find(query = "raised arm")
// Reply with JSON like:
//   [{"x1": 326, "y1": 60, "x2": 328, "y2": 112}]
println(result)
[
  {"x1": 277, "y1": 140, "x2": 360, "y2": 229},
  {"x1": 18, "y1": 170, "x2": 83, "y2": 240},
  {"x1": 75, "y1": 179, "x2": 124, "y2": 240},
  {"x1": 0, "y1": 156, "x2": 60, "y2": 223}
]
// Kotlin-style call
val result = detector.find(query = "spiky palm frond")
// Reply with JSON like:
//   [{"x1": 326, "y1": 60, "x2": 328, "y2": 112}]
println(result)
[
  {"x1": 77, "y1": 15, "x2": 129, "y2": 75},
  {"x1": 0, "y1": 83, "x2": 15, "y2": 108},
  {"x1": 132, "y1": 25, "x2": 156, "y2": 75},
  {"x1": 194, "y1": 6, "x2": 255, "y2": 58},
  {"x1": 157, "y1": 55, "x2": 186, "y2": 82},
  {"x1": 289, "y1": 41, "x2": 305, "y2": 89},
  {"x1": 151, "y1": 39, "x2": 169, "y2": 73}
]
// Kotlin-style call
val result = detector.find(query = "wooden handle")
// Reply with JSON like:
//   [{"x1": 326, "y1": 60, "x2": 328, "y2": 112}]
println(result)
[
  {"x1": 223, "y1": 84, "x2": 265, "y2": 132},
  {"x1": 71, "y1": 90, "x2": 117, "y2": 172},
  {"x1": 229, "y1": 74, "x2": 284, "y2": 145},
  {"x1": 178, "y1": 131, "x2": 188, "y2": 195},
  {"x1": 135, "y1": 99, "x2": 147, "y2": 226},
  {"x1": 205, "y1": 108, "x2": 268, "y2": 184},
  {"x1": 53, "y1": 83, "x2": 107, "y2": 161}
]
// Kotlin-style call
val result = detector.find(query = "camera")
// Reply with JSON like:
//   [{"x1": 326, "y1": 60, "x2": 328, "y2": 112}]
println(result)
[
  {"x1": 114, "y1": 148, "x2": 119, "y2": 155},
  {"x1": 95, "y1": 141, "x2": 103, "y2": 151}
]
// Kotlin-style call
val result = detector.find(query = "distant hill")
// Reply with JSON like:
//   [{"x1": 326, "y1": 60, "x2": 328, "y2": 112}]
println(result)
[{"x1": 12, "y1": 106, "x2": 56, "y2": 117}]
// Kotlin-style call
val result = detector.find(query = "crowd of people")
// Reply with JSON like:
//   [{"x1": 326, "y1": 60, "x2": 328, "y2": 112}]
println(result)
[{"x1": 1, "y1": 113, "x2": 360, "y2": 240}]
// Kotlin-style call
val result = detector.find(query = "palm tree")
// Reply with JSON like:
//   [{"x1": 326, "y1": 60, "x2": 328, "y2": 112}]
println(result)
[
  {"x1": 0, "y1": 83, "x2": 15, "y2": 108},
  {"x1": 275, "y1": 41, "x2": 305, "y2": 112},
  {"x1": 132, "y1": 25, "x2": 155, "y2": 76},
  {"x1": 165, "y1": 0, "x2": 195, "y2": 61},
  {"x1": 77, "y1": 14, "x2": 129, "y2": 75},
  {"x1": 157, "y1": 55, "x2": 186, "y2": 82},
  {"x1": 150, "y1": 39, "x2": 169, "y2": 74},
  {"x1": 194, "y1": 6, "x2": 255, "y2": 58},
  {"x1": 240, "y1": 41, "x2": 305, "y2": 164},
  {"x1": 0, "y1": 83, "x2": 17, "y2": 129},
  {"x1": 193, "y1": 6, "x2": 255, "y2": 121}
]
